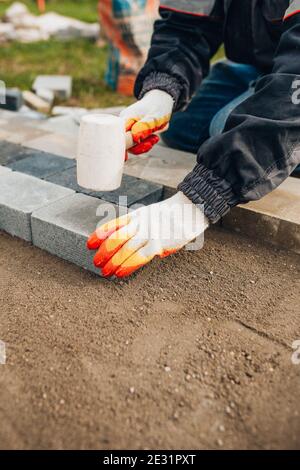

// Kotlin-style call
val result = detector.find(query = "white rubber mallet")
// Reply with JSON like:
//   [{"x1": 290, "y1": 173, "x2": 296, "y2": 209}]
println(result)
[{"x1": 76, "y1": 114, "x2": 134, "y2": 192}]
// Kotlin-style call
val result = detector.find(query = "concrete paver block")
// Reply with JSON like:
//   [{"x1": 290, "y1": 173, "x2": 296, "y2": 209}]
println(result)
[
  {"x1": 0, "y1": 140, "x2": 32, "y2": 166},
  {"x1": 0, "y1": 88, "x2": 23, "y2": 111},
  {"x1": 35, "y1": 88, "x2": 55, "y2": 105},
  {"x1": 222, "y1": 177, "x2": 300, "y2": 254},
  {"x1": 37, "y1": 115, "x2": 79, "y2": 137},
  {"x1": 44, "y1": 166, "x2": 91, "y2": 194},
  {"x1": 8, "y1": 151, "x2": 75, "y2": 178},
  {"x1": 0, "y1": 171, "x2": 74, "y2": 241},
  {"x1": 32, "y1": 193, "x2": 128, "y2": 274},
  {"x1": 24, "y1": 132, "x2": 77, "y2": 158},
  {"x1": 124, "y1": 144, "x2": 196, "y2": 188},
  {"x1": 0, "y1": 165, "x2": 11, "y2": 175},
  {"x1": 33, "y1": 75, "x2": 72, "y2": 100},
  {"x1": 91, "y1": 174, "x2": 163, "y2": 207},
  {"x1": 23, "y1": 90, "x2": 50, "y2": 114},
  {"x1": 45, "y1": 169, "x2": 163, "y2": 207},
  {"x1": 0, "y1": 122, "x2": 49, "y2": 145}
]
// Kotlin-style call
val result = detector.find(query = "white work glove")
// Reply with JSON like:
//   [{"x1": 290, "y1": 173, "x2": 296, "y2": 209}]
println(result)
[
  {"x1": 120, "y1": 89, "x2": 174, "y2": 155},
  {"x1": 87, "y1": 191, "x2": 209, "y2": 278}
]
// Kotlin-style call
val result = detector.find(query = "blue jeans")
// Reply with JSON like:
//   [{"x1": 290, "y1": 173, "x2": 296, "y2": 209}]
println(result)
[{"x1": 162, "y1": 60, "x2": 300, "y2": 175}]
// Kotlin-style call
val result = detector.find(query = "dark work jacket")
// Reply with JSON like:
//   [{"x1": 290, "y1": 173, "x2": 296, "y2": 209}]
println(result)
[{"x1": 135, "y1": 0, "x2": 300, "y2": 223}]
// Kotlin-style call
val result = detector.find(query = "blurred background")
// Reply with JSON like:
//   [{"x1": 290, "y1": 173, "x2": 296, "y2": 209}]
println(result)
[
  {"x1": 0, "y1": 0, "x2": 224, "y2": 114},
  {"x1": 0, "y1": 0, "x2": 133, "y2": 109}
]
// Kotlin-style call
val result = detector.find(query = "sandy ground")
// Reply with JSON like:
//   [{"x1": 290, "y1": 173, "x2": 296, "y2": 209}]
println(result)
[{"x1": 0, "y1": 227, "x2": 299, "y2": 450}]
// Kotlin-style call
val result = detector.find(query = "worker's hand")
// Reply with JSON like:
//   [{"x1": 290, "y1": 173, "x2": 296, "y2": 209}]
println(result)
[
  {"x1": 120, "y1": 89, "x2": 174, "y2": 155},
  {"x1": 87, "y1": 192, "x2": 209, "y2": 278}
]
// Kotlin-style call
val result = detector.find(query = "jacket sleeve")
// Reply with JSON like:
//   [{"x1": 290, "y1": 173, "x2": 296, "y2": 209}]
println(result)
[
  {"x1": 134, "y1": 0, "x2": 224, "y2": 111},
  {"x1": 179, "y1": 5, "x2": 300, "y2": 223}
]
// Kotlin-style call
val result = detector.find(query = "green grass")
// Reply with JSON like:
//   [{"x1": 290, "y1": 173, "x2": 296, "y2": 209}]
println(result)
[{"x1": 0, "y1": 39, "x2": 134, "y2": 108}]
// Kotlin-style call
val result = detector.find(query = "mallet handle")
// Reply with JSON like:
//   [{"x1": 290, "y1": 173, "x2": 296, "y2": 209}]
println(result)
[
  {"x1": 125, "y1": 125, "x2": 169, "y2": 151},
  {"x1": 125, "y1": 131, "x2": 134, "y2": 150}
]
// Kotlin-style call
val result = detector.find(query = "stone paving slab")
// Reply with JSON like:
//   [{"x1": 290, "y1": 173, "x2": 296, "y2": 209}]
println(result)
[
  {"x1": 222, "y1": 177, "x2": 300, "y2": 254},
  {"x1": 36, "y1": 115, "x2": 79, "y2": 137},
  {"x1": 32, "y1": 193, "x2": 128, "y2": 275},
  {"x1": 7, "y1": 151, "x2": 76, "y2": 179},
  {"x1": 44, "y1": 166, "x2": 91, "y2": 194},
  {"x1": 0, "y1": 119, "x2": 49, "y2": 144},
  {"x1": 45, "y1": 168, "x2": 163, "y2": 207},
  {"x1": 0, "y1": 88, "x2": 23, "y2": 111},
  {"x1": 0, "y1": 171, "x2": 74, "y2": 242},
  {"x1": 24, "y1": 132, "x2": 77, "y2": 159},
  {"x1": 91, "y1": 174, "x2": 163, "y2": 207},
  {"x1": 33, "y1": 75, "x2": 72, "y2": 100},
  {"x1": 0, "y1": 165, "x2": 11, "y2": 175},
  {"x1": 1, "y1": 109, "x2": 299, "y2": 259},
  {"x1": 124, "y1": 145, "x2": 196, "y2": 188},
  {"x1": 0, "y1": 141, "x2": 33, "y2": 166}
]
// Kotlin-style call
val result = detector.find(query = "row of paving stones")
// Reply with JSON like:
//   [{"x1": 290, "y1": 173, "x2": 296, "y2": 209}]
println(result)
[
  {"x1": 0, "y1": 141, "x2": 163, "y2": 275},
  {"x1": 1, "y1": 107, "x2": 299, "y2": 259}
]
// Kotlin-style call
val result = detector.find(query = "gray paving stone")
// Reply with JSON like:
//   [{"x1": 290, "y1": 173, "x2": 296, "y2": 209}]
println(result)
[
  {"x1": 32, "y1": 193, "x2": 128, "y2": 275},
  {"x1": 7, "y1": 151, "x2": 76, "y2": 178},
  {"x1": 124, "y1": 144, "x2": 196, "y2": 188},
  {"x1": 45, "y1": 169, "x2": 163, "y2": 207},
  {"x1": 33, "y1": 75, "x2": 72, "y2": 100},
  {"x1": 222, "y1": 177, "x2": 300, "y2": 255},
  {"x1": 0, "y1": 88, "x2": 23, "y2": 111},
  {"x1": 44, "y1": 166, "x2": 91, "y2": 194},
  {"x1": 0, "y1": 140, "x2": 32, "y2": 166},
  {"x1": 24, "y1": 132, "x2": 77, "y2": 159},
  {"x1": 0, "y1": 172, "x2": 74, "y2": 242},
  {"x1": 38, "y1": 115, "x2": 79, "y2": 137},
  {"x1": 0, "y1": 165, "x2": 11, "y2": 175},
  {"x1": 91, "y1": 174, "x2": 163, "y2": 207}
]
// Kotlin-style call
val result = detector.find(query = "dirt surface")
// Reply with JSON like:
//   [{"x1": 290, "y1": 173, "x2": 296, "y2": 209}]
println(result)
[{"x1": 0, "y1": 227, "x2": 299, "y2": 450}]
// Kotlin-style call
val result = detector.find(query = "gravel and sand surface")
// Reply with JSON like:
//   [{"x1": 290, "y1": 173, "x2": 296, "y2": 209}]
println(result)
[{"x1": 0, "y1": 227, "x2": 299, "y2": 449}]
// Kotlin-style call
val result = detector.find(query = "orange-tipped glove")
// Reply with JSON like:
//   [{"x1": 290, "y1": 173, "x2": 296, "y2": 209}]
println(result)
[
  {"x1": 120, "y1": 89, "x2": 174, "y2": 155},
  {"x1": 87, "y1": 192, "x2": 209, "y2": 278}
]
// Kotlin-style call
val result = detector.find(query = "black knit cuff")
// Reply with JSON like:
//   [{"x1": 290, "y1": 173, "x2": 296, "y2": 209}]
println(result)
[
  {"x1": 178, "y1": 163, "x2": 239, "y2": 223},
  {"x1": 138, "y1": 72, "x2": 182, "y2": 109}
]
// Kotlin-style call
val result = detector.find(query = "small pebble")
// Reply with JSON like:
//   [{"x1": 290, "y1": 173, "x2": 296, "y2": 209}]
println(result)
[
  {"x1": 129, "y1": 387, "x2": 135, "y2": 394},
  {"x1": 217, "y1": 438, "x2": 223, "y2": 447},
  {"x1": 165, "y1": 366, "x2": 171, "y2": 372}
]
